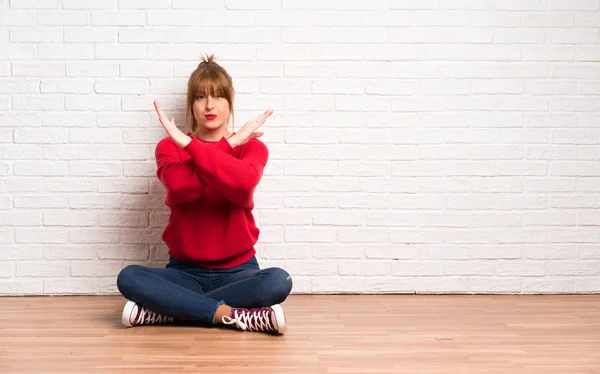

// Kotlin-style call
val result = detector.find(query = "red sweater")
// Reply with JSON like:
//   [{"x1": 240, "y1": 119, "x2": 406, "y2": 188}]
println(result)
[{"x1": 154, "y1": 133, "x2": 268, "y2": 269}]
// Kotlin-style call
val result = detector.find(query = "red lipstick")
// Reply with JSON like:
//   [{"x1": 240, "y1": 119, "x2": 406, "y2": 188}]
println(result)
[{"x1": 205, "y1": 114, "x2": 217, "y2": 120}]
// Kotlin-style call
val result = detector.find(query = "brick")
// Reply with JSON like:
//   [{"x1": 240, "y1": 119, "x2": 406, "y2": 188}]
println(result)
[
  {"x1": 43, "y1": 145, "x2": 95, "y2": 160},
  {"x1": 146, "y1": 10, "x2": 217, "y2": 26},
  {"x1": 14, "y1": 195, "x2": 66, "y2": 209},
  {"x1": 575, "y1": 13, "x2": 600, "y2": 26},
  {"x1": 312, "y1": 244, "x2": 365, "y2": 259},
  {"x1": 445, "y1": 261, "x2": 495, "y2": 276},
  {"x1": 0, "y1": 112, "x2": 41, "y2": 126},
  {"x1": 313, "y1": 210, "x2": 364, "y2": 226},
  {"x1": 98, "y1": 212, "x2": 148, "y2": 228},
  {"x1": 0, "y1": 245, "x2": 42, "y2": 260},
  {"x1": 63, "y1": 0, "x2": 116, "y2": 9},
  {"x1": 339, "y1": 194, "x2": 389, "y2": 209},
  {"x1": 10, "y1": 27, "x2": 61, "y2": 42},
  {"x1": 71, "y1": 261, "x2": 123, "y2": 276},
  {"x1": 43, "y1": 177, "x2": 95, "y2": 192},
  {"x1": 285, "y1": 227, "x2": 337, "y2": 243},
  {"x1": 16, "y1": 228, "x2": 68, "y2": 243},
  {"x1": 69, "y1": 229, "x2": 120, "y2": 244},
  {"x1": 522, "y1": 278, "x2": 574, "y2": 294},
  {"x1": 339, "y1": 261, "x2": 390, "y2": 276},
  {"x1": 66, "y1": 95, "x2": 120, "y2": 111},
  {"x1": 0, "y1": 280, "x2": 43, "y2": 295},
  {"x1": 522, "y1": 246, "x2": 575, "y2": 260},
  {"x1": 37, "y1": 11, "x2": 89, "y2": 25},
  {"x1": 17, "y1": 261, "x2": 69, "y2": 277},
  {"x1": 69, "y1": 162, "x2": 120, "y2": 176},
  {"x1": 39, "y1": 44, "x2": 94, "y2": 60},
  {"x1": 468, "y1": 277, "x2": 521, "y2": 293},
  {"x1": 312, "y1": 277, "x2": 365, "y2": 293},
  {"x1": 66, "y1": 62, "x2": 119, "y2": 77},
  {"x1": 44, "y1": 211, "x2": 97, "y2": 226},
  {"x1": 416, "y1": 277, "x2": 468, "y2": 293},
  {"x1": 13, "y1": 95, "x2": 64, "y2": 110},
  {"x1": 97, "y1": 178, "x2": 149, "y2": 194},
  {"x1": 260, "y1": 210, "x2": 312, "y2": 225},
  {"x1": 0, "y1": 228, "x2": 14, "y2": 244},
  {"x1": 69, "y1": 194, "x2": 122, "y2": 209},
  {"x1": 0, "y1": 11, "x2": 36, "y2": 25},
  {"x1": 119, "y1": 0, "x2": 170, "y2": 8},
  {"x1": 91, "y1": 11, "x2": 144, "y2": 25},
  {"x1": 44, "y1": 244, "x2": 97, "y2": 260},
  {"x1": 441, "y1": 229, "x2": 495, "y2": 244},
  {"x1": 120, "y1": 228, "x2": 164, "y2": 244},
  {"x1": 470, "y1": 212, "x2": 521, "y2": 227},
  {"x1": 0, "y1": 263, "x2": 13, "y2": 278},
  {"x1": 260, "y1": 244, "x2": 311, "y2": 260},
  {"x1": 64, "y1": 27, "x2": 116, "y2": 42},
  {"x1": 41, "y1": 79, "x2": 93, "y2": 94},
  {"x1": 575, "y1": 278, "x2": 600, "y2": 293},
  {"x1": 97, "y1": 244, "x2": 149, "y2": 260},
  {"x1": 0, "y1": 178, "x2": 42, "y2": 193},
  {"x1": 44, "y1": 279, "x2": 98, "y2": 294},
  {"x1": 548, "y1": 0, "x2": 599, "y2": 10},
  {"x1": 14, "y1": 161, "x2": 67, "y2": 176},
  {"x1": 95, "y1": 44, "x2": 146, "y2": 59},
  {"x1": 286, "y1": 261, "x2": 337, "y2": 276},
  {"x1": 119, "y1": 27, "x2": 170, "y2": 43}
]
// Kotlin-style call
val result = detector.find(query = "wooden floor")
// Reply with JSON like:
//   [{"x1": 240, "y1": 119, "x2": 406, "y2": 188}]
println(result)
[{"x1": 0, "y1": 295, "x2": 599, "y2": 373}]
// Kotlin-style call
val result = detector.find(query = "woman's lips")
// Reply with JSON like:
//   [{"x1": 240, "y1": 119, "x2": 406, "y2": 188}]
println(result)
[{"x1": 205, "y1": 114, "x2": 217, "y2": 120}]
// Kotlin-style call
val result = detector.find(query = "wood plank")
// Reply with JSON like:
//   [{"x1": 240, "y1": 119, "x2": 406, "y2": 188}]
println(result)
[{"x1": 0, "y1": 295, "x2": 599, "y2": 373}]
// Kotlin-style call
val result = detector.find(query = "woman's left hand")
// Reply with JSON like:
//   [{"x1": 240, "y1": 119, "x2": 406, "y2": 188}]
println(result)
[
  {"x1": 154, "y1": 100, "x2": 191, "y2": 148},
  {"x1": 227, "y1": 109, "x2": 273, "y2": 148}
]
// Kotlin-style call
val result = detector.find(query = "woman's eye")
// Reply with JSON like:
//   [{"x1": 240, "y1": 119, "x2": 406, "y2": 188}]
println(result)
[{"x1": 196, "y1": 95, "x2": 204, "y2": 100}]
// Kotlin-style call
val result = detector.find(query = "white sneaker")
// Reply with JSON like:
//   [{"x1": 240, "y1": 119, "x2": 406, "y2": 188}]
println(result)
[
  {"x1": 222, "y1": 304, "x2": 286, "y2": 334},
  {"x1": 121, "y1": 300, "x2": 174, "y2": 327}
]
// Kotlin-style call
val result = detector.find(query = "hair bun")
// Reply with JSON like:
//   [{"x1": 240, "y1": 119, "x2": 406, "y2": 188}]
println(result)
[{"x1": 199, "y1": 54, "x2": 216, "y2": 66}]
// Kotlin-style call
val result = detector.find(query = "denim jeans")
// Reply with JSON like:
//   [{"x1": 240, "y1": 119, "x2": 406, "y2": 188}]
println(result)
[{"x1": 116, "y1": 256, "x2": 293, "y2": 325}]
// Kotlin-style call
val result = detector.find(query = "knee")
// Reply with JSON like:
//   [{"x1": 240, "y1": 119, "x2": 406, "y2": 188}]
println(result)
[
  {"x1": 266, "y1": 267, "x2": 293, "y2": 304},
  {"x1": 116, "y1": 265, "x2": 144, "y2": 296}
]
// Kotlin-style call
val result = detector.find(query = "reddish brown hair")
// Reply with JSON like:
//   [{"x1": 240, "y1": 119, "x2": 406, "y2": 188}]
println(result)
[{"x1": 185, "y1": 54, "x2": 235, "y2": 133}]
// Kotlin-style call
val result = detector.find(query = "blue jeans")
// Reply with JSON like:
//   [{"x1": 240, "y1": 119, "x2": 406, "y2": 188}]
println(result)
[{"x1": 116, "y1": 256, "x2": 293, "y2": 325}]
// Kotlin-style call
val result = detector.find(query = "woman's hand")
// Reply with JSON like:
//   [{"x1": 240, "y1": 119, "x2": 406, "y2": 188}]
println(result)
[
  {"x1": 228, "y1": 109, "x2": 273, "y2": 148},
  {"x1": 154, "y1": 100, "x2": 191, "y2": 148}
]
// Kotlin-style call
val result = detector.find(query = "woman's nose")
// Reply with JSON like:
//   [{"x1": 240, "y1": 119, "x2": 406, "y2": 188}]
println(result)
[{"x1": 205, "y1": 96, "x2": 214, "y2": 109}]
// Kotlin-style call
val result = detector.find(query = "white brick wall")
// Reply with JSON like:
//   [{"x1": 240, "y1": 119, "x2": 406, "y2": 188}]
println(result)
[{"x1": 0, "y1": 0, "x2": 599, "y2": 295}]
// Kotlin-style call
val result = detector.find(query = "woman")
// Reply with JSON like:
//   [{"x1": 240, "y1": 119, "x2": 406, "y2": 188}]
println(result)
[{"x1": 116, "y1": 55, "x2": 293, "y2": 335}]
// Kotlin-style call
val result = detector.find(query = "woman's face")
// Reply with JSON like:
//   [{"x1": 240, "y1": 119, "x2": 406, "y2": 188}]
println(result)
[{"x1": 192, "y1": 93, "x2": 231, "y2": 131}]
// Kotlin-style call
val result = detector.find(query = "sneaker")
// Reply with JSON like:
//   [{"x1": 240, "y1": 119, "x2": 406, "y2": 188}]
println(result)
[
  {"x1": 222, "y1": 304, "x2": 286, "y2": 334},
  {"x1": 121, "y1": 300, "x2": 174, "y2": 327}
]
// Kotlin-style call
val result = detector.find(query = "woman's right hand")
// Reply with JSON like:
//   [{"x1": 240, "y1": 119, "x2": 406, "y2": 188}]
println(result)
[{"x1": 227, "y1": 109, "x2": 273, "y2": 147}]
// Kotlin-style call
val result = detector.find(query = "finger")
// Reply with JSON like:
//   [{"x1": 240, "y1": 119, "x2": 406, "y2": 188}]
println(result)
[
  {"x1": 154, "y1": 100, "x2": 167, "y2": 121},
  {"x1": 259, "y1": 109, "x2": 273, "y2": 122},
  {"x1": 154, "y1": 101, "x2": 175, "y2": 134},
  {"x1": 255, "y1": 109, "x2": 271, "y2": 121},
  {"x1": 253, "y1": 132, "x2": 264, "y2": 138},
  {"x1": 255, "y1": 109, "x2": 273, "y2": 127}
]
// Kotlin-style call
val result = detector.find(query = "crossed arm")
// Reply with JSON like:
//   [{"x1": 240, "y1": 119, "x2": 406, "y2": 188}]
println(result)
[
  {"x1": 155, "y1": 138, "x2": 206, "y2": 207},
  {"x1": 155, "y1": 136, "x2": 268, "y2": 208},
  {"x1": 154, "y1": 101, "x2": 271, "y2": 208}
]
